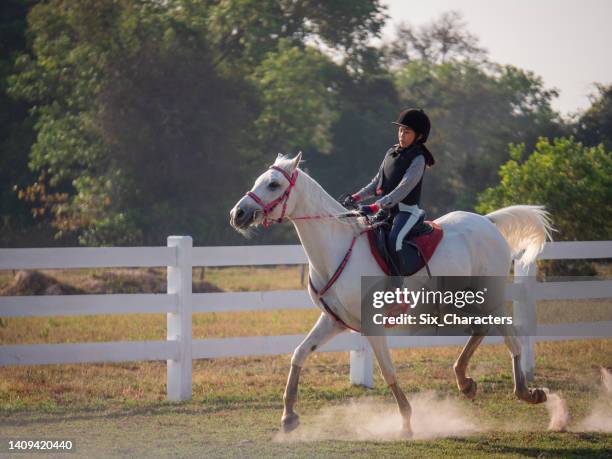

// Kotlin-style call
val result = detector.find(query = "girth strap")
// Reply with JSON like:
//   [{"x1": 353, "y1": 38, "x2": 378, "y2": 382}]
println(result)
[{"x1": 309, "y1": 278, "x2": 360, "y2": 333}]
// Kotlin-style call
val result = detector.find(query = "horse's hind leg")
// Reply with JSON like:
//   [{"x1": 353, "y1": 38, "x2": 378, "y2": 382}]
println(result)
[
  {"x1": 367, "y1": 335, "x2": 412, "y2": 437},
  {"x1": 453, "y1": 334, "x2": 484, "y2": 399},
  {"x1": 281, "y1": 312, "x2": 345, "y2": 433},
  {"x1": 504, "y1": 334, "x2": 547, "y2": 404}
]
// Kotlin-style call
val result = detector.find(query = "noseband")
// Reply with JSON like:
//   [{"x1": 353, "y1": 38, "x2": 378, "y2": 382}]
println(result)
[{"x1": 246, "y1": 166, "x2": 298, "y2": 228}]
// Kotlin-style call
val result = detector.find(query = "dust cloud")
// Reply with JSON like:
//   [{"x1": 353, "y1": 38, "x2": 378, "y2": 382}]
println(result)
[
  {"x1": 574, "y1": 367, "x2": 612, "y2": 433},
  {"x1": 274, "y1": 392, "x2": 481, "y2": 443},
  {"x1": 275, "y1": 370, "x2": 612, "y2": 443},
  {"x1": 544, "y1": 390, "x2": 569, "y2": 431}
]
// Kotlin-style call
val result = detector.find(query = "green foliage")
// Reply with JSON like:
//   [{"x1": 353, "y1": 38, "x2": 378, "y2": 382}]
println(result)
[
  {"x1": 317, "y1": 59, "x2": 399, "y2": 198},
  {"x1": 0, "y1": 0, "x2": 41, "y2": 246},
  {"x1": 384, "y1": 11, "x2": 486, "y2": 67},
  {"x1": 205, "y1": 0, "x2": 386, "y2": 72},
  {"x1": 6, "y1": 0, "x2": 388, "y2": 246},
  {"x1": 5, "y1": 4, "x2": 609, "y2": 249},
  {"x1": 251, "y1": 41, "x2": 341, "y2": 153},
  {"x1": 0, "y1": 4, "x2": 404, "y2": 245},
  {"x1": 576, "y1": 83, "x2": 612, "y2": 151},
  {"x1": 477, "y1": 137, "x2": 612, "y2": 241},
  {"x1": 10, "y1": 0, "x2": 258, "y2": 245},
  {"x1": 394, "y1": 59, "x2": 562, "y2": 214}
]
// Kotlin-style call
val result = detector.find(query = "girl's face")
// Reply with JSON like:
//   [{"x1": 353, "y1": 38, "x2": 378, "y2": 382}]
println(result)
[{"x1": 398, "y1": 126, "x2": 418, "y2": 148}]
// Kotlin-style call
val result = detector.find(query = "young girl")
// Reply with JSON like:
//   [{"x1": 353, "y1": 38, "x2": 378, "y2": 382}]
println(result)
[{"x1": 343, "y1": 108, "x2": 435, "y2": 253}]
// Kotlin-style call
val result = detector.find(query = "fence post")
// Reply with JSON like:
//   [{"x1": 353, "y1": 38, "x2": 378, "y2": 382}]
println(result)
[
  {"x1": 167, "y1": 236, "x2": 193, "y2": 400},
  {"x1": 349, "y1": 333, "x2": 374, "y2": 388},
  {"x1": 513, "y1": 260, "x2": 536, "y2": 381}
]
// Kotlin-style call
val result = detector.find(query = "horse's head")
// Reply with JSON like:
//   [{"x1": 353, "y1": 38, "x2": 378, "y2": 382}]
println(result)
[{"x1": 230, "y1": 152, "x2": 302, "y2": 233}]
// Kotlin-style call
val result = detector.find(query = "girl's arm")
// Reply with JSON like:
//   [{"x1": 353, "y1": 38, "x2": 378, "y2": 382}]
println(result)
[{"x1": 353, "y1": 163, "x2": 384, "y2": 201}]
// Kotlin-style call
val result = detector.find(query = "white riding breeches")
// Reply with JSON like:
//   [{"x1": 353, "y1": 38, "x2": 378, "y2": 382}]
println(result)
[{"x1": 394, "y1": 203, "x2": 425, "y2": 252}]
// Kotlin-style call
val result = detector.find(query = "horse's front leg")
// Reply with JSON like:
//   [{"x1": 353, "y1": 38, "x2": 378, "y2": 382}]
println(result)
[
  {"x1": 282, "y1": 312, "x2": 345, "y2": 433},
  {"x1": 367, "y1": 335, "x2": 412, "y2": 437}
]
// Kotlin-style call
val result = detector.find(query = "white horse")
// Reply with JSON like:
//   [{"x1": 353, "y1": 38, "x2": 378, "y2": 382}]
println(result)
[{"x1": 230, "y1": 153, "x2": 553, "y2": 436}]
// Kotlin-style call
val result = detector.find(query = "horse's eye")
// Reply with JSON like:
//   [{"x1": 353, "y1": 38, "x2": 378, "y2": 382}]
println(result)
[{"x1": 268, "y1": 182, "x2": 280, "y2": 190}]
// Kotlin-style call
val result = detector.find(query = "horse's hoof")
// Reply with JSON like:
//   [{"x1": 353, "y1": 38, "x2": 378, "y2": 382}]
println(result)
[
  {"x1": 460, "y1": 378, "x2": 477, "y2": 400},
  {"x1": 516, "y1": 388, "x2": 547, "y2": 404},
  {"x1": 529, "y1": 388, "x2": 547, "y2": 404},
  {"x1": 281, "y1": 412, "x2": 300, "y2": 433},
  {"x1": 400, "y1": 426, "x2": 413, "y2": 439}
]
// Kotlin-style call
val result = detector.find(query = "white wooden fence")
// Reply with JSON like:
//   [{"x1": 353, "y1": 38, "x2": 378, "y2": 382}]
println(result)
[{"x1": 1, "y1": 237, "x2": 611, "y2": 399}]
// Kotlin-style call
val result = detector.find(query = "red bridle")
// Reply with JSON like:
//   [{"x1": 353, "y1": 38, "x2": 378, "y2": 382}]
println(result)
[{"x1": 246, "y1": 165, "x2": 298, "y2": 228}]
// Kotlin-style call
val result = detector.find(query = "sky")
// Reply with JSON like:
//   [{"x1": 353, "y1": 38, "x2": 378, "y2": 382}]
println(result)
[{"x1": 381, "y1": 0, "x2": 612, "y2": 116}]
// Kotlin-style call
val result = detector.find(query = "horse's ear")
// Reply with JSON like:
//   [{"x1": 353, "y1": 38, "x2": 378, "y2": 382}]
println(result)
[
  {"x1": 276, "y1": 153, "x2": 284, "y2": 162},
  {"x1": 289, "y1": 151, "x2": 302, "y2": 171}
]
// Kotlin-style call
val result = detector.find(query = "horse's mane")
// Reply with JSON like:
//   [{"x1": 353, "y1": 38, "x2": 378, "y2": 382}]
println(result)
[{"x1": 274, "y1": 156, "x2": 367, "y2": 233}]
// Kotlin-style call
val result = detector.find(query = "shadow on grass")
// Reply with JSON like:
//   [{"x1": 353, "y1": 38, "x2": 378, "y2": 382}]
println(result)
[
  {"x1": 1, "y1": 398, "x2": 284, "y2": 427},
  {"x1": 448, "y1": 433, "x2": 611, "y2": 458}
]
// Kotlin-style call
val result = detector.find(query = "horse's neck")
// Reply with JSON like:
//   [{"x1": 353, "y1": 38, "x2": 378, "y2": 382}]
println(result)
[{"x1": 290, "y1": 172, "x2": 359, "y2": 282}]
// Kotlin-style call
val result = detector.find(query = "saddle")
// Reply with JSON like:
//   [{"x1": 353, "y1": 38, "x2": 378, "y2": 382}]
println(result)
[{"x1": 367, "y1": 217, "x2": 443, "y2": 277}]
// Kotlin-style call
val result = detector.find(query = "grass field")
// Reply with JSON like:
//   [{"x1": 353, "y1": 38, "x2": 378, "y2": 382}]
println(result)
[{"x1": 0, "y1": 267, "x2": 611, "y2": 458}]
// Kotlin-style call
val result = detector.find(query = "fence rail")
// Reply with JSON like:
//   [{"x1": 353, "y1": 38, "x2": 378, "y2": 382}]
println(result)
[
  {"x1": 0, "y1": 247, "x2": 176, "y2": 270},
  {"x1": 0, "y1": 293, "x2": 178, "y2": 317},
  {"x1": 1, "y1": 237, "x2": 611, "y2": 399}
]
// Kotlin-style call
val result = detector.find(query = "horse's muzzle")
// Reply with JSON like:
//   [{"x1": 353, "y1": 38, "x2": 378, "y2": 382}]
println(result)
[{"x1": 230, "y1": 204, "x2": 255, "y2": 230}]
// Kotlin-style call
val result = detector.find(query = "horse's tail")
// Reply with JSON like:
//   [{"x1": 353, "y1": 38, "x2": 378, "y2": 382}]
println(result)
[{"x1": 486, "y1": 205, "x2": 554, "y2": 267}]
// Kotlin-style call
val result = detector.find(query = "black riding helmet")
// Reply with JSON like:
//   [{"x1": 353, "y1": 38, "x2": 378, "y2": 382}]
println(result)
[
  {"x1": 392, "y1": 108, "x2": 431, "y2": 142},
  {"x1": 392, "y1": 108, "x2": 435, "y2": 165}
]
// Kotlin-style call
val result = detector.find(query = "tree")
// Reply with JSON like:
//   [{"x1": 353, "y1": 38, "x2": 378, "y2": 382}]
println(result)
[
  {"x1": 0, "y1": 0, "x2": 46, "y2": 247},
  {"x1": 476, "y1": 137, "x2": 612, "y2": 242},
  {"x1": 10, "y1": 0, "x2": 257, "y2": 245},
  {"x1": 575, "y1": 83, "x2": 612, "y2": 151},
  {"x1": 316, "y1": 54, "x2": 399, "y2": 199},
  {"x1": 379, "y1": 11, "x2": 565, "y2": 216},
  {"x1": 383, "y1": 11, "x2": 486, "y2": 69},
  {"x1": 204, "y1": 0, "x2": 387, "y2": 74},
  {"x1": 393, "y1": 59, "x2": 562, "y2": 215},
  {"x1": 250, "y1": 41, "x2": 342, "y2": 154},
  {"x1": 8, "y1": 0, "x2": 390, "y2": 246}
]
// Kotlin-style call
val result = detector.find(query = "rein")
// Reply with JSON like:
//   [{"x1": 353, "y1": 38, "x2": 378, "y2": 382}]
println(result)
[{"x1": 245, "y1": 165, "x2": 366, "y2": 331}]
